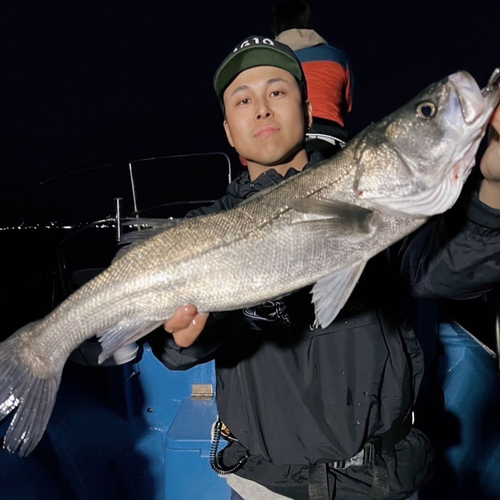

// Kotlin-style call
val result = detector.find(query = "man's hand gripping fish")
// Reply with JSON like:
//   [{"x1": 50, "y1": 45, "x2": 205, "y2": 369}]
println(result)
[{"x1": 0, "y1": 69, "x2": 499, "y2": 456}]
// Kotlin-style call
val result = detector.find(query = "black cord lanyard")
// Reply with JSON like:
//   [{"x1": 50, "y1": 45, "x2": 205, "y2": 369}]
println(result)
[{"x1": 209, "y1": 419, "x2": 249, "y2": 475}]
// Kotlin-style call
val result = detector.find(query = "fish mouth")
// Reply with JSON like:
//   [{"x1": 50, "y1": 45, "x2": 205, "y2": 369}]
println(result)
[
  {"x1": 448, "y1": 71, "x2": 486, "y2": 125},
  {"x1": 448, "y1": 69, "x2": 500, "y2": 125},
  {"x1": 444, "y1": 69, "x2": 500, "y2": 182},
  {"x1": 447, "y1": 69, "x2": 500, "y2": 176}
]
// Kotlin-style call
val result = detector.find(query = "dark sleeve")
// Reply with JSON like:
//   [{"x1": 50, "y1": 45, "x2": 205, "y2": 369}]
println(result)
[
  {"x1": 396, "y1": 190, "x2": 500, "y2": 300},
  {"x1": 185, "y1": 194, "x2": 239, "y2": 218},
  {"x1": 148, "y1": 311, "x2": 239, "y2": 371}
]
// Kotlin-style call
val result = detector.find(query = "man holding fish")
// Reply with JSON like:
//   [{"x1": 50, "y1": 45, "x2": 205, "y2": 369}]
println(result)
[
  {"x1": 155, "y1": 38, "x2": 500, "y2": 499},
  {"x1": 1, "y1": 35, "x2": 500, "y2": 500}
]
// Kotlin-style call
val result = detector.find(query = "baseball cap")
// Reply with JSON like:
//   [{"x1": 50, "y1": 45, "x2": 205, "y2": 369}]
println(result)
[{"x1": 213, "y1": 35, "x2": 307, "y2": 102}]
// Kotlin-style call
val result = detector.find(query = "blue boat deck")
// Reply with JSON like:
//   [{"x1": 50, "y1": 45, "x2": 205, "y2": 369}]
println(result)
[{"x1": 1, "y1": 319, "x2": 499, "y2": 499}]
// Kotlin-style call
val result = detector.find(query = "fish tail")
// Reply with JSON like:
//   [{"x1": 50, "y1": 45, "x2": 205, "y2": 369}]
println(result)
[{"x1": 0, "y1": 326, "x2": 62, "y2": 457}]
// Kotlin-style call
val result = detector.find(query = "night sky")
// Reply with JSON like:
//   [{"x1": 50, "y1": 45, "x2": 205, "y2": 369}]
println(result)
[{"x1": 1, "y1": 0, "x2": 498, "y2": 191}]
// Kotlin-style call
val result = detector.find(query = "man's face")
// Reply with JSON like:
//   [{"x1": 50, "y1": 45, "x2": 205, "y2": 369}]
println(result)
[{"x1": 222, "y1": 66, "x2": 312, "y2": 166}]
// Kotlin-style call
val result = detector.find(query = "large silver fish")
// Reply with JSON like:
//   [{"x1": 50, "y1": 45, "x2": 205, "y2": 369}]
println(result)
[{"x1": 1, "y1": 69, "x2": 499, "y2": 456}]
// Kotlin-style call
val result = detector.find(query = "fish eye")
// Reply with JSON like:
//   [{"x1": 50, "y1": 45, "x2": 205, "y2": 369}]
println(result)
[{"x1": 415, "y1": 101, "x2": 437, "y2": 119}]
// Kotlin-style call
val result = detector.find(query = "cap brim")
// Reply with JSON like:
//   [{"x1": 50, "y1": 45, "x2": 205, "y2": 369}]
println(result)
[{"x1": 214, "y1": 46, "x2": 303, "y2": 100}]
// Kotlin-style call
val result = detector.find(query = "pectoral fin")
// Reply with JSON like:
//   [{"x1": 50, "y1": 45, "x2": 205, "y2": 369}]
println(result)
[
  {"x1": 287, "y1": 198, "x2": 374, "y2": 234},
  {"x1": 311, "y1": 260, "x2": 367, "y2": 328}
]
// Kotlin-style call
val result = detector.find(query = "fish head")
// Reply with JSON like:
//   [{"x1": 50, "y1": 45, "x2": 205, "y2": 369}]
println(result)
[{"x1": 353, "y1": 69, "x2": 499, "y2": 217}]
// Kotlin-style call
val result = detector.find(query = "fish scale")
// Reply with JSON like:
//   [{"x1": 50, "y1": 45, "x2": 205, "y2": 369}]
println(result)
[{"x1": 0, "y1": 69, "x2": 498, "y2": 456}]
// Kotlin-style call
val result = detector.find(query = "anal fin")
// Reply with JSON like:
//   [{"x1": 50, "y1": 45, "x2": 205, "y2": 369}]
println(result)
[{"x1": 97, "y1": 320, "x2": 163, "y2": 364}]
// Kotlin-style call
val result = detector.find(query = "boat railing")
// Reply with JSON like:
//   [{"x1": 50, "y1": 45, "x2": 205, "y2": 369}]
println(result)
[
  {"x1": 0, "y1": 151, "x2": 232, "y2": 227},
  {"x1": 0, "y1": 151, "x2": 233, "y2": 332}
]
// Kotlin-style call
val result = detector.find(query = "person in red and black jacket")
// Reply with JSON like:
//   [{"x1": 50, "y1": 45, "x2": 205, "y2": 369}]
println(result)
[{"x1": 271, "y1": 0, "x2": 353, "y2": 158}]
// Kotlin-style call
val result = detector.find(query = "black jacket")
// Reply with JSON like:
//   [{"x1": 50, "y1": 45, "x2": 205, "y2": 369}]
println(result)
[{"x1": 149, "y1": 157, "x2": 500, "y2": 500}]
